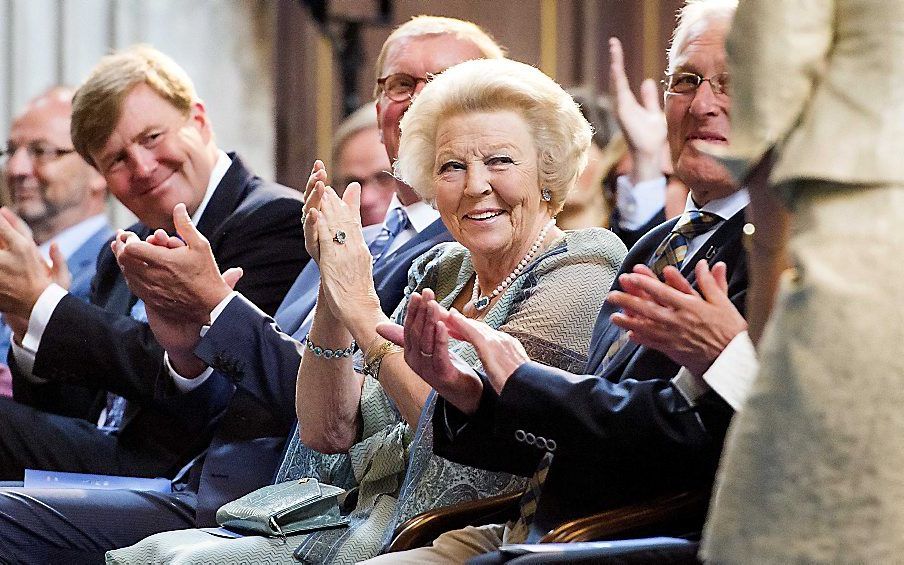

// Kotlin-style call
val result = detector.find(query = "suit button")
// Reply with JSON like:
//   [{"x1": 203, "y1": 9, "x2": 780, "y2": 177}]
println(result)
[
  {"x1": 515, "y1": 429, "x2": 526, "y2": 442},
  {"x1": 535, "y1": 436, "x2": 547, "y2": 450},
  {"x1": 525, "y1": 433, "x2": 536, "y2": 446},
  {"x1": 546, "y1": 439, "x2": 557, "y2": 452}
]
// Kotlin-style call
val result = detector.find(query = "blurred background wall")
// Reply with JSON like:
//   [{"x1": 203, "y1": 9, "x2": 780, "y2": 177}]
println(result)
[
  {"x1": 0, "y1": 0, "x2": 683, "y2": 224},
  {"x1": 0, "y1": 0, "x2": 274, "y2": 225}
]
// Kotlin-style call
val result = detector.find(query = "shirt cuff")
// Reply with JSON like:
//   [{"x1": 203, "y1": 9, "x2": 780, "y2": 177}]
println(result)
[
  {"x1": 615, "y1": 175, "x2": 667, "y2": 230},
  {"x1": 199, "y1": 291, "x2": 238, "y2": 338},
  {"x1": 10, "y1": 340, "x2": 39, "y2": 381},
  {"x1": 165, "y1": 351, "x2": 215, "y2": 393},
  {"x1": 168, "y1": 292, "x2": 235, "y2": 389},
  {"x1": 702, "y1": 331, "x2": 759, "y2": 411},
  {"x1": 671, "y1": 368, "x2": 711, "y2": 407}
]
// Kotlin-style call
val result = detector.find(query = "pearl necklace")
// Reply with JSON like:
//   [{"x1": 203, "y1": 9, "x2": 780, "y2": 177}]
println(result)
[{"x1": 472, "y1": 219, "x2": 556, "y2": 311}]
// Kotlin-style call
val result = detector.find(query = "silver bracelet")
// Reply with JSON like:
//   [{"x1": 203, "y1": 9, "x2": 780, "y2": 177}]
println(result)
[{"x1": 304, "y1": 335, "x2": 357, "y2": 359}]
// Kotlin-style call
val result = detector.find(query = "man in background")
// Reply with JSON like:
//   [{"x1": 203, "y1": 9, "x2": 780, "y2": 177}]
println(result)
[
  {"x1": 332, "y1": 101, "x2": 395, "y2": 229},
  {"x1": 0, "y1": 86, "x2": 112, "y2": 396}
]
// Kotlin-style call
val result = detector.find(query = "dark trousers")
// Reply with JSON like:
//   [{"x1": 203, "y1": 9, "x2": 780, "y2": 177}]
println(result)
[
  {"x1": 0, "y1": 486, "x2": 196, "y2": 564},
  {"x1": 0, "y1": 396, "x2": 166, "y2": 480}
]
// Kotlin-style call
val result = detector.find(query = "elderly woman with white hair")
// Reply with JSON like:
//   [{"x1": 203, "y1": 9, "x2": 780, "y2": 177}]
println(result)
[{"x1": 107, "y1": 58, "x2": 626, "y2": 564}]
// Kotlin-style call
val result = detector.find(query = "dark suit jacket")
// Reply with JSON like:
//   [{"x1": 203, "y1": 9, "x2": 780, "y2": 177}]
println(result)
[
  {"x1": 181, "y1": 217, "x2": 452, "y2": 525},
  {"x1": 434, "y1": 209, "x2": 748, "y2": 539},
  {"x1": 10, "y1": 154, "x2": 308, "y2": 477},
  {"x1": 609, "y1": 206, "x2": 667, "y2": 249}
]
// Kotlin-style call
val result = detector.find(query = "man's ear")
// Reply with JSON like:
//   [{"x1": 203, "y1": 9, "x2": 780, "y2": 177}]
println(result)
[
  {"x1": 375, "y1": 101, "x2": 385, "y2": 144},
  {"x1": 88, "y1": 167, "x2": 107, "y2": 198},
  {"x1": 189, "y1": 100, "x2": 212, "y2": 143}
]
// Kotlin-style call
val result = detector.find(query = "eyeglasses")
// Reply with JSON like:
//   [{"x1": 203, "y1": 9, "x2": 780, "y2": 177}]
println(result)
[
  {"x1": 0, "y1": 142, "x2": 76, "y2": 165},
  {"x1": 377, "y1": 73, "x2": 431, "y2": 102},
  {"x1": 337, "y1": 170, "x2": 397, "y2": 190},
  {"x1": 661, "y1": 72, "x2": 730, "y2": 96}
]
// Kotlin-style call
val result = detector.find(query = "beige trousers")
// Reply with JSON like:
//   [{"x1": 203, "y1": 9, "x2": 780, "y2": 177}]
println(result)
[
  {"x1": 359, "y1": 523, "x2": 505, "y2": 564},
  {"x1": 702, "y1": 184, "x2": 904, "y2": 563}
]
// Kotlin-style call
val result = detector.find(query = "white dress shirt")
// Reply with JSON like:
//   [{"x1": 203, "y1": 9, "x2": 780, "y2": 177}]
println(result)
[{"x1": 615, "y1": 175, "x2": 669, "y2": 230}]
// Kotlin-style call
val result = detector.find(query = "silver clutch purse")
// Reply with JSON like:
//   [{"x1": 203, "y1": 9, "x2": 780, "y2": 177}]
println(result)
[{"x1": 216, "y1": 478, "x2": 349, "y2": 537}]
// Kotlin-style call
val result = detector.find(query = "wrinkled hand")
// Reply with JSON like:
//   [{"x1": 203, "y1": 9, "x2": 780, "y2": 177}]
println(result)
[
  {"x1": 112, "y1": 203, "x2": 241, "y2": 325},
  {"x1": 609, "y1": 37, "x2": 667, "y2": 182},
  {"x1": 377, "y1": 289, "x2": 484, "y2": 415},
  {"x1": 309, "y1": 183, "x2": 379, "y2": 333},
  {"x1": 302, "y1": 160, "x2": 331, "y2": 263},
  {"x1": 441, "y1": 308, "x2": 530, "y2": 395},
  {"x1": 0, "y1": 207, "x2": 54, "y2": 318},
  {"x1": 607, "y1": 260, "x2": 747, "y2": 377}
]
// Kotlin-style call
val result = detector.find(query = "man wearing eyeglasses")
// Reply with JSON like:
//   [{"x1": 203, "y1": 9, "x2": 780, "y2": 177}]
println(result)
[
  {"x1": 0, "y1": 17, "x2": 503, "y2": 562},
  {"x1": 0, "y1": 45, "x2": 311, "y2": 562},
  {"x1": 364, "y1": 1, "x2": 753, "y2": 562},
  {"x1": 0, "y1": 87, "x2": 112, "y2": 397}
]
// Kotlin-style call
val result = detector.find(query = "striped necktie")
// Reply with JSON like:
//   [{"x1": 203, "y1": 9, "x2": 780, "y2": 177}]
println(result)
[
  {"x1": 507, "y1": 451, "x2": 554, "y2": 543},
  {"x1": 602, "y1": 210, "x2": 722, "y2": 368},
  {"x1": 368, "y1": 207, "x2": 409, "y2": 265},
  {"x1": 648, "y1": 210, "x2": 723, "y2": 276}
]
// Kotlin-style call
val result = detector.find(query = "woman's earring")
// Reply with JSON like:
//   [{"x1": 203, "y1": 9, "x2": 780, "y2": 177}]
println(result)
[{"x1": 541, "y1": 187, "x2": 552, "y2": 202}]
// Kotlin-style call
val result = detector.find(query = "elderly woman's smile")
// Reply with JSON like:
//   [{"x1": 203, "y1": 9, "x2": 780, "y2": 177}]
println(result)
[{"x1": 432, "y1": 110, "x2": 548, "y2": 267}]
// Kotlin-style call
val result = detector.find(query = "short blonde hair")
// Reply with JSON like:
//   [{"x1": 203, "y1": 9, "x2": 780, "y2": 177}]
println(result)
[
  {"x1": 668, "y1": 0, "x2": 737, "y2": 73},
  {"x1": 71, "y1": 44, "x2": 199, "y2": 166},
  {"x1": 396, "y1": 58, "x2": 591, "y2": 214},
  {"x1": 373, "y1": 15, "x2": 505, "y2": 98}
]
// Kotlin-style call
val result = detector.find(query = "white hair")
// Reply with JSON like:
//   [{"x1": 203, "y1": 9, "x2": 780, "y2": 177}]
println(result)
[
  {"x1": 373, "y1": 15, "x2": 505, "y2": 97},
  {"x1": 395, "y1": 58, "x2": 591, "y2": 214},
  {"x1": 667, "y1": 0, "x2": 738, "y2": 73}
]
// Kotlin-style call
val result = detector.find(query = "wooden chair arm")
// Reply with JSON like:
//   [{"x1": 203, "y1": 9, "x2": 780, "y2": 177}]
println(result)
[
  {"x1": 540, "y1": 489, "x2": 710, "y2": 543},
  {"x1": 387, "y1": 489, "x2": 524, "y2": 552}
]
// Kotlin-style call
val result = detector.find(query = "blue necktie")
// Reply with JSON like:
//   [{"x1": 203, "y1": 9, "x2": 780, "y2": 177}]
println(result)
[
  {"x1": 368, "y1": 207, "x2": 409, "y2": 265},
  {"x1": 99, "y1": 299, "x2": 147, "y2": 431}
]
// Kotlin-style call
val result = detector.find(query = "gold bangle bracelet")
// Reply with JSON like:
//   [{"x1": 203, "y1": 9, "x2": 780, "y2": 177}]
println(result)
[{"x1": 362, "y1": 339, "x2": 403, "y2": 380}]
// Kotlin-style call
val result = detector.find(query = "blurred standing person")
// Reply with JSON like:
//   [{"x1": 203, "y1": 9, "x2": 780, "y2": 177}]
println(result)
[{"x1": 703, "y1": 1, "x2": 904, "y2": 562}]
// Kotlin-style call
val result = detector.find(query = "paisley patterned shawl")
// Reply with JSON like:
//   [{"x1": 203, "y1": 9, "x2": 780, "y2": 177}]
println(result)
[{"x1": 280, "y1": 227, "x2": 625, "y2": 563}]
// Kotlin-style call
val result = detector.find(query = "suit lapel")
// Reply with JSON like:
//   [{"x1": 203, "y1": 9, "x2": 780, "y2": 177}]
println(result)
[
  {"x1": 195, "y1": 153, "x2": 253, "y2": 240},
  {"x1": 587, "y1": 210, "x2": 746, "y2": 379},
  {"x1": 679, "y1": 210, "x2": 746, "y2": 287},
  {"x1": 104, "y1": 224, "x2": 152, "y2": 315},
  {"x1": 606, "y1": 220, "x2": 678, "y2": 373}
]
